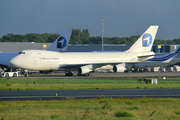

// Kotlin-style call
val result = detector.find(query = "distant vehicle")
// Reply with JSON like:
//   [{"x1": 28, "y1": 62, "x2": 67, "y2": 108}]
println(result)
[
  {"x1": 0, "y1": 71, "x2": 19, "y2": 77},
  {"x1": 0, "y1": 70, "x2": 29, "y2": 77}
]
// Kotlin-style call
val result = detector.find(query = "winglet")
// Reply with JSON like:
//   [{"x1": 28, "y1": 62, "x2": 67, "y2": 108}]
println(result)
[
  {"x1": 48, "y1": 29, "x2": 72, "y2": 52},
  {"x1": 126, "y1": 26, "x2": 159, "y2": 52}
]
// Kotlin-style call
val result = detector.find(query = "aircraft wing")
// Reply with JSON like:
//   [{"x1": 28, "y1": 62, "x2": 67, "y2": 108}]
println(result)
[
  {"x1": 59, "y1": 64, "x2": 89, "y2": 70},
  {"x1": 138, "y1": 53, "x2": 166, "y2": 58},
  {"x1": 58, "y1": 62, "x2": 137, "y2": 71}
]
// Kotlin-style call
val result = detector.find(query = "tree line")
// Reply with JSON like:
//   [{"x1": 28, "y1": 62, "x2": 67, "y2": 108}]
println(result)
[{"x1": 0, "y1": 29, "x2": 180, "y2": 45}]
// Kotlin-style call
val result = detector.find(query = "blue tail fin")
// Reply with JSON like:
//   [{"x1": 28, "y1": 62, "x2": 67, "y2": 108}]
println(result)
[
  {"x1": 126, "y1": 26, "x2": 159, "y2": 52},
  {"x1": 48, "y1": 29, "x2": 72, "y2": 52}
]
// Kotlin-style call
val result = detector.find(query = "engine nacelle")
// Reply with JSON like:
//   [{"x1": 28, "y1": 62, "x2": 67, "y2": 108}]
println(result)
[
  {"x1": 113, "y1": 64, "x2": 126, "y2": 73},
  {"x1": 133, "y1": 64, "x2": 145, "y2": 69},
  {"x1": 78, "y1": 66, "x2": 91, "y2": 74}
]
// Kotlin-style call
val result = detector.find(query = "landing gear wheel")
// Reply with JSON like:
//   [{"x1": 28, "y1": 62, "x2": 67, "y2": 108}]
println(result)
[
  {"x1": 77, "y1": 73, "x2": 90, "y2": 76},
  {"x1": 13, "y1": 73, "x2": 17, "y2": 77},
  {"x1": 65, "y1": 72, "x2": 73, "y2": 76},
  {"x1": 5, "y1": 73, "x2": 9, "y2": 78},
  {"x1": 77, "y1": 73, "x2": 85, "y2": 76},
  {"x1": 25, "y1": 73, "x2": 28, "y2": 77},
  {"x1": 124, "y1": 70, "x2": 129, "y2": 73}
]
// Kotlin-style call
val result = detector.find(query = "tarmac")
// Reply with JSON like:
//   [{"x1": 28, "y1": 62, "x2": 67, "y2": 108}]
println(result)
[
  {"x1": 28, "y1": 72, "x2": 180, "y2": 79},
  {"x1": 0, "y1": 89, "x2": 180, "y2": 101}
]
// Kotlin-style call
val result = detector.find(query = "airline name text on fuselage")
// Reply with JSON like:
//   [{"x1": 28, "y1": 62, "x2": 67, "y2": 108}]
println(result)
[{"x1": 39, "y1": 57, "x2": 59, "y2": 61}]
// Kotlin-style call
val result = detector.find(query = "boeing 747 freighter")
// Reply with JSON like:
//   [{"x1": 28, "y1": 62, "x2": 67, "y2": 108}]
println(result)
[{"x1": 10, "y1": 26, "x2": 159, "y2": 76}]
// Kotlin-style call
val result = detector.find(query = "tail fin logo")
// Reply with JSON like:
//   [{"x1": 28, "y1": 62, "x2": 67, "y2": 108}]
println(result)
[
  {"x1": 57, "y1": 36, "x2": 67, "y2": 48},
  {"x1": 142, "y1": 33, "x2": 152, "y2": 47}
]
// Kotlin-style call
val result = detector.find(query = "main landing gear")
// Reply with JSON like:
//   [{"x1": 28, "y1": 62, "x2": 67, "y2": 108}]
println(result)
[
  {"x1": 65, "y1": 71, "x2": 91, "y2": 76},
  {"x1": 65, "y1": 71, "x2": 73, "y2": 76}
]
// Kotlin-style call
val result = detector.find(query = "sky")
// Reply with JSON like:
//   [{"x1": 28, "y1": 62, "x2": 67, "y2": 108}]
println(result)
[{"x1": 0, "y1": 0, "x2": 180, "y2": 40}]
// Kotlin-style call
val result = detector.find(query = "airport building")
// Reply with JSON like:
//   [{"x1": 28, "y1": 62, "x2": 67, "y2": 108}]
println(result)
[{"x1": 0, "y1": 42, "x2": 179, "y2": 53}]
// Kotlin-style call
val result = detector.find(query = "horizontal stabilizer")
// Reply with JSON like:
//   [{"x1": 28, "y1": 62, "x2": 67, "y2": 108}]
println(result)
[{"x1": 138, "y1": 53, "x2": 165, "y2": 58}]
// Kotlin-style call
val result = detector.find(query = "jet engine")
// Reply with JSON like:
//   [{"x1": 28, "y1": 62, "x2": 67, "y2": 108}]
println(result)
[
  {"x1": 78, "y1": 66, "x2": 92, "y2": 74},
  {"x1": 113, "y1": 64, "x2": 126, "y2": 73}
]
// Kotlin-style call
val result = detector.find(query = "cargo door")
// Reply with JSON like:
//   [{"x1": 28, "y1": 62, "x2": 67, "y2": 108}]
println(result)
[{"x1": 33, "y1": 58, "x2": 37, "y2": 65}]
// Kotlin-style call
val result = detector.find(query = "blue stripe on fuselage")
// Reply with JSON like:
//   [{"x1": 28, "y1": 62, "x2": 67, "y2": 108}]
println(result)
[{"x1": 148, "y1": 46, "x2": 180, "y2": 61}]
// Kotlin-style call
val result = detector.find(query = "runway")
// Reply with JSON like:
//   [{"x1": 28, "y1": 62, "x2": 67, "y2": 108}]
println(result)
[
  {"x1": 0, "y1": 89, "x2": 180, "y2": 101},
  {"x1": 28, "y1": 72, "x2": 180, "y2": 79}
]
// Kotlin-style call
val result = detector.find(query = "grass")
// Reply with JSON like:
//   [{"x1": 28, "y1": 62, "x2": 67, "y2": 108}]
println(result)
[
  {"x1": 0, "y1": 98, "x2": 180, "y2": 120},
  {"x1": 115, "y1": 110, "x2": 135, "y2": 117},
  {"x1": 0, "y1": 77, "x2": 180, "y2": 84},
  {"x1": 0, "y1": 78, "x2": 138, "y2": 84},
  {"x1": 175, "y1": 109, "x2": 180, "y2": 115},
  {"x1": 0, "y1": 77, "x2": 180, "y2": 119},
  {"x1": 0, "y1": 83, "x2": 180, "y2": 90},
  {"x1": 0, "y1": 78, "x2": 180, "y2": 90}
]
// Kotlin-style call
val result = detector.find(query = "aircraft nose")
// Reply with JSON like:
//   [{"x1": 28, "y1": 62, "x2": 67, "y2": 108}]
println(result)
[{"x1": 9, "y1": 57, "x2": 22, "y2": 68}]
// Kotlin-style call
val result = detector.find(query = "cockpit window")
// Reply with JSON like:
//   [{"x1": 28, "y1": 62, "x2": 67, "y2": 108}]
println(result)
[{"x1": 19, "y1": 52, "x2": 25, "y2": 54}]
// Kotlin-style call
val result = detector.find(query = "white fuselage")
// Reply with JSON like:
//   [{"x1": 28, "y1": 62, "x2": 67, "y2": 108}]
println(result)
[
  {"x1": 9, "y1": 50, "x2": 180, "y2": 72},
  {"x1": 9, "y1": 50, "x2": 152, "y2": 71}
]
